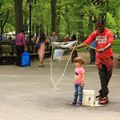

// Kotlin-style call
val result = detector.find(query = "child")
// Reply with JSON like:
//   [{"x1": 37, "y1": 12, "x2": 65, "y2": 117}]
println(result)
[{"x1": 72, "y1": 57, "x2": 85, "y2": 106}]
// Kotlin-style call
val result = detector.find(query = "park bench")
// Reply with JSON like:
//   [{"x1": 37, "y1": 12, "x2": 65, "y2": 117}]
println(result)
[
  {"x1": 118, "y1": 56, "x2": 120, "y2": 61},
  {"x1": 117, "y1": 56, "x2": 120, "y2": 62},
  {"x1": 0, "y1": 44, "x2": 51, "y2": 65},
  {"x1": 0, "y1": 51, "x2": 51, "y2": 65},
  {"x1": 118, "y1": 56, "x2": 120, "y2": 62},
  {"x1": 0, "y1": 44, "x2": 16, "y2": 64},
  {"x1": 0, "y1": 55, "x2": 16, "y2": 64},
  {"x1": 0, "y1": 39, "x2": 51, "y2": 65}
]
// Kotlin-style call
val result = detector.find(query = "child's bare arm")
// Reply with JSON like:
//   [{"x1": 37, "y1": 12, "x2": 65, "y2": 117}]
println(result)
[{"x1": 81, "y1": 73, "x2": 85, "y2": 86}]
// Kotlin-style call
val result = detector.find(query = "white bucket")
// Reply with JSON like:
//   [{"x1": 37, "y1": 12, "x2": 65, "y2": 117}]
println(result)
[
  {"x1": 82, "y1": 90, "x2": 95, "y2": 106},
  {"x1": 53, "y1": 49, "x2": 64, "y2": 60}
]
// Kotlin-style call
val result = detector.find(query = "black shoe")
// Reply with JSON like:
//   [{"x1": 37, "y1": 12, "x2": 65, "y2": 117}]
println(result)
[{"x1": 96, "y1": 95, "x2": 102, "y2": 101}]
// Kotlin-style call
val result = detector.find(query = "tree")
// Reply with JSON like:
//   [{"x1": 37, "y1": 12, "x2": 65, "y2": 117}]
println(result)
[
  {"x1": 51, "y1": 0, "x2": 57, "y2": 32},
  {"x1": 13, "y1": 0, "x2": 23, "y2": 34},
  {"x1": 0, "y1": 1, "x2": 10, "y2": 34},
  {"x1": 1, "y1": 0, "x2": 120, "y2": 38}
]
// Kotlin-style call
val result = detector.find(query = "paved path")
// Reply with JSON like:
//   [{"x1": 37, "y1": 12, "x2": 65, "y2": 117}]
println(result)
[{"x1": 0, "y1": 54, "x2": 120, "y2": 120}]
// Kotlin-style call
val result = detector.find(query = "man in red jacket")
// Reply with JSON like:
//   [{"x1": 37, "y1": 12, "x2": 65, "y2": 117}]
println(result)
[{"x1": 73, "y1": 19, "x2": 114, "y2": 104}]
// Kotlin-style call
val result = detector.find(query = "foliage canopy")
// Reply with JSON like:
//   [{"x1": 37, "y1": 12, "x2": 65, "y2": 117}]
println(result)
[{"x1": 0, "y1": 0, "x2": 120, "y2": 39}]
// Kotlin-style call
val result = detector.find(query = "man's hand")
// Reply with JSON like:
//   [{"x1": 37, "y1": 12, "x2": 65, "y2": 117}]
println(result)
[
  {"x1": 98, "y1": 43, "x2": 112, "y2": 53},
  {"x1": 98, "y1": 48, "x2": 104, "y2": 53}
]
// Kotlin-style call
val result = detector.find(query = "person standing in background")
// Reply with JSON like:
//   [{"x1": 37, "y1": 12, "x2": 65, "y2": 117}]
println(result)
[
  {"x1": 36, "y1": 30, "x2": 46, "y2": 67},
  {"x1": 15, "y1": 30, "x2": 26, "y2": 66},
  {"x1": 89, "y1": 41, "x2": 96, "y2": 64},
  {"x1": 50, "y1": 32, "x2": 58, "y2": 42},
  {"x1": 63, "y1": 35, "x2": 70, "y2": 42},
  {"x1": 71, "y1": 34, "x2": 78, "y2": 62}
]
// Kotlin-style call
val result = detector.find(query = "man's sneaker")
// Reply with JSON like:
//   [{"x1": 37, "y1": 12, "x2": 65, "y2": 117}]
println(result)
[{"x1": 99, "y1": 97, "x2": 109, "y2": 105}]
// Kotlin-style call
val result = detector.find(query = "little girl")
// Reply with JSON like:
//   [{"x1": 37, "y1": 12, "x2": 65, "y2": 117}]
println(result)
[{"x1": 72, "y1": 56, "x2": 85, "y2": 106}]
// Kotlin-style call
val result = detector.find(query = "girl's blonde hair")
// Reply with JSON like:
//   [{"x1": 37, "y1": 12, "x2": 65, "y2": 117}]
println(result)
[{"x1": 74, "y1": 56, "x2": 85, "y2": 65}]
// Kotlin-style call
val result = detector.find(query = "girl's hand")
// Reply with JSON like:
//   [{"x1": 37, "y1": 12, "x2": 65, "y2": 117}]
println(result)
[{"x1": 80, "y1": 83, "x2": 84, "y2": 87}]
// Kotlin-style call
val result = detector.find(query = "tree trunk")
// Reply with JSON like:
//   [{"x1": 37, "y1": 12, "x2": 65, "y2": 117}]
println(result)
[
  {"x1": 104, "y1": 0, "x2": 109, "y2": 22},
  {"x1": 88, "y1": 14, "x2": 93, "y2": 33},
  {"x1": 65, "y1": 5, "x2": 71, "y2": 36},
  {"x1": 14, "y1": 0, "x2": 23, "y2": 34},
  {"x1": 79, "y1": 13, "x2": 84, "y2": 41},
  {"x1": 56, "y1": 2, "x2": 61, "y2": 35},
  {"x1": 51, "y1": 0, "x2": 57, "y2": 32}
]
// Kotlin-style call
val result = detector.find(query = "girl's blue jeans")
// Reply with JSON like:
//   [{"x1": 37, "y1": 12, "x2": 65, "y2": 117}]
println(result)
[{"x1": 73, "y1": 84, "x2": 83, "y2": 104}]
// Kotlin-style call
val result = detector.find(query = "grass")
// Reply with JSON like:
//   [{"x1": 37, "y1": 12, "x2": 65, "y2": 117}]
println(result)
[
  {"x1": 78, "y1": 39, "x2": 120, "y2": 53},
  {"x1": 113, "y1": 39, "x2": 120, "y2": 52}
]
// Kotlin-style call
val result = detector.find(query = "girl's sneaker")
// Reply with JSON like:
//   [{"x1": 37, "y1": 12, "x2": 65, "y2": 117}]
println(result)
[
  {"x1": 76, "y1": 102, "x2": 82, "y2": 106},
  {"x1": 72, "y1": 101, "x2": 76, "y2": 105}
]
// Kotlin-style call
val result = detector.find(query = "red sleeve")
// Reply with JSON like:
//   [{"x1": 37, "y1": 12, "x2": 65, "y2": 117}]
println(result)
[
  {"x1": 107, "y1": 31, "x2": 114, "y2": 45},
  {"x1": 84, "y1": 31, "x2": 97, "y2": 45}
]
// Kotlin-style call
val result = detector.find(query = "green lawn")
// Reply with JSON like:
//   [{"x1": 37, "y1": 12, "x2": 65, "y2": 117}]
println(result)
[
  {"x1": 78, "y1": 39, "x2": 120, "y2": 53},
  {"x1": 113, "y1": 39, "x2": 120, "y2": 52}
]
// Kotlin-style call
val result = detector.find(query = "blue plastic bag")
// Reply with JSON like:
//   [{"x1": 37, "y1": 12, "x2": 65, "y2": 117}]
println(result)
[{"x1": 21, "y1": 51, "x2": 31, "y2": 67}]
